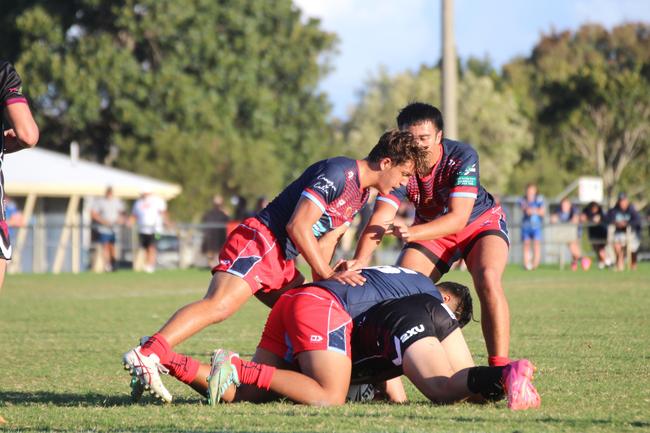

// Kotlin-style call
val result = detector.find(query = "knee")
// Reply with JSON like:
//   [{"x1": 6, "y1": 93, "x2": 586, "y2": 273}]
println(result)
[
  {"x1": 473, "y1": 268, "x2": 504, "y2": 300},
  {"x1": 202, "y1": 298, "x2": 235, "y2": 324}
]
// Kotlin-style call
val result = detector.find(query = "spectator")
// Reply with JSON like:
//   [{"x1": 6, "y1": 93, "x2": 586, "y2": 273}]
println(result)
[
  {"x1": 253, "y1": 196, "x2": 270, "y2": 215},
  {"x1": 581, "y1": 201, "x2": 610, "y2": 269},
  {"x1": 201, "y1": 195, "x2": 229, "y2": 268},
  {"x1": 551, "y1": 198, "x2": 590, "y2": 271},
  {"x1": 130, "y1": 188, "x2": 168, "y2": 273},
  {"x1": 91, "y1": 187, "x2": 125, "y2": 272},
  {"x1": 519, "y1": 183, "x2": 545, "y2": 270},
  {"x1": 232, "y1": 195, "x2": 250, "y2": 221},
  {"x1": 4, "y1": 196, "x2": 24, "y2": 240},
  {"x1": 606, "y1": 193, "x2": 642, "y2": 271}
]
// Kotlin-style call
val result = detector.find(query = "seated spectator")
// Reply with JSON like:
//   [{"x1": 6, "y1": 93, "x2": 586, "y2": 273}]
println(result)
[
  {"x1": 551, "y1": 198, "x2": 590, "y2": 271},
  {"x1": 606, "y1": 193, "x2": 641, "y2": 271},
  {"x1": 581, "y1": 201, "x2": 610, "y2": 269}
]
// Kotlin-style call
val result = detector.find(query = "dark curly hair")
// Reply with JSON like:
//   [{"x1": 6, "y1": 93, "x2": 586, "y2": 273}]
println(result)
[
  {"x1": 396, "y1": 102, "x2": 444, "y2": 131},
  {"x1": 366, "y1": 129, "x2": 429, "y2": 176},
  {"x1": 437, "y1": 281, "x2": 474, "y2": 328}
]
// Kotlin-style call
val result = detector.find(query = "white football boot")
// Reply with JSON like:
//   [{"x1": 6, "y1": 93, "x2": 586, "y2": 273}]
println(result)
[{"x1": 123, "y1": 346, "x2": 172, "y2": 403}]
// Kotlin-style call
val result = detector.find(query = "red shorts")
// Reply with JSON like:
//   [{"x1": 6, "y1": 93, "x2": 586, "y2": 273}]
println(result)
[
  {"x1": 212, "y1": 217, "x2": 299, "y2": 293},
  {"x1": 405, "y1": 206, "x2": 509, "y2": 274},
  {"x1": 258, "y1": 286, "x2": 352, "y2": 364}
]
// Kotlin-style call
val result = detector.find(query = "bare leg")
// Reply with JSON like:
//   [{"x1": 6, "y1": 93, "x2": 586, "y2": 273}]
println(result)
[
  {"x1": 532, "y1": 239, "x2": 541, "y2": 269},
  {"x1": 156, "y1": 272, "x2": 252, "y2": 347},
  {"x1": 397, "y1": 247, "x2": 442, "y2": 282},
  {"x1": 522, "y1": 239, "x2": 531, "y2": 269},
  {"x1": 465, "y1": 235, "x2": 510, "y2": 361},
  {"x1": 0, "y1": 259, "x2": 6, "y2": 292},
  {"x1": 402, "y1": 334, "x2": 479, "y2": 404}
]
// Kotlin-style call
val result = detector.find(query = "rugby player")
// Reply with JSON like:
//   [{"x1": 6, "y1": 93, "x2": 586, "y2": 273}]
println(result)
[
  {"x1": 0, "y1": 61, "x2": 39, "y2": 291},
  {"x1": 349, "y1": 102, "x2": 512, "y2": 367},
  {"x1": 201, "y1": 266, "x2": 539, "y2": 410},
  {"x1": 122, "y1": 130, "x2": 427, "y2": 403}
]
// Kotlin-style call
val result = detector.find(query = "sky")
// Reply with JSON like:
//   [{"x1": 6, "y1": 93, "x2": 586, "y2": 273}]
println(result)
[{"x1": 294, "y1": 0, "x2": 650, "y2": 119}]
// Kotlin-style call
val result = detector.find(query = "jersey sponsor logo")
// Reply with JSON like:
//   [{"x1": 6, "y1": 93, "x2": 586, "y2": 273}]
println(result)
[
  {"x1": 220, "y1": 259, "x2": 232, "y2": 266},
  {"x1": 313, "y1": 175, "x2": 337, "y2": 194},
  {"x1": 456, "y1": 176, "x2": 477, "y2": 186},
  {"x1": 310, "y1": 335, "x2": 323, "y2": 342},
  {"x1": 461, "y1": 163, "x2": 476, "y2": 175},
  {"x1": 337, "y1": 198, "x2": 346, "y2": 207},
  {"x1": 347, "y1": 170, "x2": 355, "y2": 180},
  {"x1": 399, "y1": 324, "x2": 425, "y2": 343}
]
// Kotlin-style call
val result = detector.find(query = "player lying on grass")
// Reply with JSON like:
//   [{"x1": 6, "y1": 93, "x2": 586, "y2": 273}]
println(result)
[
  {"x1": 130, "y1": 267, "x2": 540, "y2": 410},
  {"x1": 122, "y1": 130, "x2": 428, "y2": 403}
]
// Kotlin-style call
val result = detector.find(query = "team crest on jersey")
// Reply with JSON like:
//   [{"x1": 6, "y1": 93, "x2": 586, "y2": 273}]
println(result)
[{"x1": 344, "y1": 207, "x2": 354, "y2": 219}]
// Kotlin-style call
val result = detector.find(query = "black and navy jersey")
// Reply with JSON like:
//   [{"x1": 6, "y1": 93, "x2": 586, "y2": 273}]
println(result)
[
  {"x1": 377, "y1": 138, "x2": 495, "y2": 225},
  {"x1": 0, "y1": 61, "x2": 28, "y2": 221},
  {"x1": 311, "y1": 266, "x2": 442, "y2": 319},
  {"x1": 350, "y1": 293, "x2": 459, "y2": 384},
  {"x1": 257, "y1": 157, "x2": 369, "y2": 259}
]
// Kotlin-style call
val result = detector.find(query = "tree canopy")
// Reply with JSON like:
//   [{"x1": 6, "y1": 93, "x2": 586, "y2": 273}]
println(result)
[{"x1": 3, "y1": 0, "x2": 340, "y2": 218}]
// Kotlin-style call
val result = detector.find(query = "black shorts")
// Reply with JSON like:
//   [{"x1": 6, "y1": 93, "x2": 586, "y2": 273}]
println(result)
[
  {"x1": 351, "y1": 294, "x2": 459, "y2": 384},
  {"x1": 139, "y1": 233, "x2": 157, "y2": 249}
]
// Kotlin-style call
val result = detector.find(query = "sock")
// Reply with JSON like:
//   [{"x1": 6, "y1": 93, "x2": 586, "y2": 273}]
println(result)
[
  {"x1": 231, "y1": 357, "x2": 276, "y2": 391},
  {"x1": 165, "y1": 352, "x2": 200, "y2": 385},
  {"x1": 467, "y1": 366, "x2": 506, "y2": 401},
  {"x1": 140, "y1": 333, "x2": 172, "y2": 364},
  {"x1": 488, "y1": 355, "x2": 510, "y2": 367}
]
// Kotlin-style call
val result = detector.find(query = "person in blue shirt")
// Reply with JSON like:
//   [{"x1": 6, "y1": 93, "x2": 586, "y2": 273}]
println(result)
[{"x1": 519, "y1": 183, "x2": 545, "y2": 270}]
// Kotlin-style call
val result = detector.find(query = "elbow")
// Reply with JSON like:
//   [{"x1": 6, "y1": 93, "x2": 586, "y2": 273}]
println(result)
[{"x1": 19, "y1": 127, "x2": 39, "y2": 148}]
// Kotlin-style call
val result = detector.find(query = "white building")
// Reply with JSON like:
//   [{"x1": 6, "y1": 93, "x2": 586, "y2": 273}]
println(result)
[{"x1": 4, "y1": 147, "x2": 182, "y2": 273}]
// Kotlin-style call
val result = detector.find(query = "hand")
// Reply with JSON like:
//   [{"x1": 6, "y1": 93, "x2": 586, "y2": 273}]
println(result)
[
  {"x1": 333, "y1": 258, "x2": 365, "y2": 272},
  {"x1": 389, "y1": 222, "x2": 411, "y2": 242},
  {"x1": 329, "y1": 269, "x2": 366, "y2": 287}
]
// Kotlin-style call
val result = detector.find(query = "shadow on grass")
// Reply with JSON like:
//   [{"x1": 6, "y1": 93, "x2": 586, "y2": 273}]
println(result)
[{"x1": 0, "y1": 391, "x2": 199, "y2": 407}]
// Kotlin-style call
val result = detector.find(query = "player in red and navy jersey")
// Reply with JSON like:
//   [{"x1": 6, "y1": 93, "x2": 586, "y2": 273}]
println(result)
[
  {"x1": 122, "y1": 129, "x2": 428, "y2": 403},
  {"x1": 142, "y1": 266, "x2": 538, "y2": 410},
  {"x1": 350, "y1": 102, "x2": 512, "y2": 368},
  {"x1": 0, "y1": 61, "x2": 39, "y2": 290}
]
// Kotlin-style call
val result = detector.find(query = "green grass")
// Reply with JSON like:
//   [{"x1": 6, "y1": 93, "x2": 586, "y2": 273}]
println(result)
[{"x1": 1, "y1": 265, "x2": 649, "y2": 432}]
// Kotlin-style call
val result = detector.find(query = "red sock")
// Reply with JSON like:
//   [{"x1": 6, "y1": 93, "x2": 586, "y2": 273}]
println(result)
[
  {"x1": 489, "y1": 355, "x2": 511, "y2": 367},
  {"x1": 231, "y1": 357, "x2": 276, "y2": 391},
  {"x1": 140, "y1": 333, "x2": 172, "y2": 364},
  {"x1": 165, "y1": 352, "x2": 200, "y2": 385}
]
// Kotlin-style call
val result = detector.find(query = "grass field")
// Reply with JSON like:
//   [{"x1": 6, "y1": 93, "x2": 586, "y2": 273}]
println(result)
[{"x1": 1, "y1": 265, "x2": 649, "y2": 432}]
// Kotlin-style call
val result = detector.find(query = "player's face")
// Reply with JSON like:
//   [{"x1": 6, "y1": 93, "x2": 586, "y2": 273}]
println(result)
[
  {"x1": 405, "y1": 121, "x2": 442, "y2": 166},
  {"x1": 378, "y1": 160, "x2": 414, "y2": 194}
]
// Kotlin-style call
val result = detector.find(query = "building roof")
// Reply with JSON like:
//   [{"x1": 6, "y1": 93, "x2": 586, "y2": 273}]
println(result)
[{"x1": 4, "y1": 147, "x2": 182, "y2": 200}]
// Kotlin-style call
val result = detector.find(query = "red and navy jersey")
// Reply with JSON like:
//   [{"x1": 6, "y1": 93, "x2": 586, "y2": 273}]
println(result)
[
  {"x1": 377, "y1": 139, "x2": 495, "y2": 225},
  {"x1": 257, "y1": 157, "x2": 370, "y2": 259},
  {"x1": 311, "y1": 266, "x2": 442, "y2": 319},
  {"x1": 0, "y1": 61, "x2": 28, "y2": 221}
]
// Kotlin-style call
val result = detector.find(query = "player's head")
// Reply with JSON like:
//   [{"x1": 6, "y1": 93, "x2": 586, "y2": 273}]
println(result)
[
  {"x1": 366, "y1": 129, "x2": 428, "y2": 183},
  {"x1": 396, "y1": 103, "x2": 444, "y2": 158},
  {"x1": 437, "y1": 281, "x2": 474, "y2": 328},
  {"x1": 396, "y1": 102, "x2": 444, "y2": 131}
]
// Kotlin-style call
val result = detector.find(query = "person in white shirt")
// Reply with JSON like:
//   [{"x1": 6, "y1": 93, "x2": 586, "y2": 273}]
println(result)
[{"x1": 130, "y1": 188, "x2": 167, "y2": 273}]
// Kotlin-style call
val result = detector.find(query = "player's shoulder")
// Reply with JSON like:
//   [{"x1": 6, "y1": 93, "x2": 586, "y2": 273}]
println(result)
[
  {"x1": 442, "y1": 138, "x2": 477, "y2": 159},
  {"x1": 0, "y1": 60, "x2": 18, "y2": 82}
]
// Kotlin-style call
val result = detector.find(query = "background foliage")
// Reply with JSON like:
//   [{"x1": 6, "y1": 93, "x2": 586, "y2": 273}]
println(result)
[{"x1": 2, "y1": 1, "x2": 648, "y2": 215}]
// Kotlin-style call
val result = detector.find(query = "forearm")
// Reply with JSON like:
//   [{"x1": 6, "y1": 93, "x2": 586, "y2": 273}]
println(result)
[
  {"x1": 407, "y1": 213, "x2": 467, "y2": 242},
  {"x1": 289, "y1": 226, "x2": 334, "y2": 279}
]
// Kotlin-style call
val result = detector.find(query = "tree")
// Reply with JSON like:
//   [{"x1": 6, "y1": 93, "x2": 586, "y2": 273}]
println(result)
[
  {"x1": 503, "y1": 23, "x2": 650, "y2": 205},
  {"x1": 342, "y1": 64, "x2": 532, "y2": 194},
  {"x1": 5, "y1": 0, "x2": 339, "y2": 218}
]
